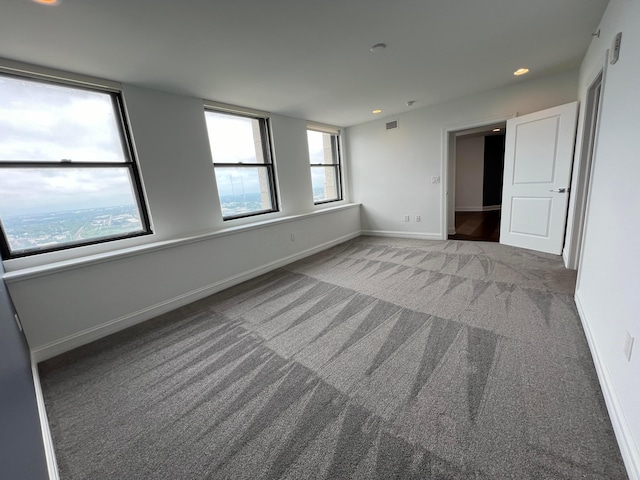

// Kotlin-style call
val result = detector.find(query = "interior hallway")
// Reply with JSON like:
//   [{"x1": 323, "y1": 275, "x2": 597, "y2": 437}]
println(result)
[{"x1": 449, "y1": 210, "x2": 501, "y2": 242}]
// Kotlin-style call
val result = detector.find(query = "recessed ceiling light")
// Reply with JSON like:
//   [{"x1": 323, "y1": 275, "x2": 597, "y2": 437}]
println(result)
[
  {"x1": 514, "y1": 68, "x2": 530, "y2": 76},
  {"x1": 493, "y1": 128, "x2": 501, "y2": 132},
  {"x1": 372, "y1": 109, "x2": 382, "y2": 114},
  {"x1": 370, "y1": 43, "x2": 387, "y2": 53},
  {"x1": 32, "y1": 0, "x2": 60, "y2": 4}
]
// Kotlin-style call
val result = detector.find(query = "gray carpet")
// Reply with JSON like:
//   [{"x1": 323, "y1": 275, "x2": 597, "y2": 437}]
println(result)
[{"x1": 39, "y1": 236, "x2": 627, "y2": 479}]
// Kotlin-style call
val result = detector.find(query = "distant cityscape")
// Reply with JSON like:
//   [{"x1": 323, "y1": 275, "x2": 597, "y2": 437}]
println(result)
[
  {"x1": 2, "y1": 188, "x2": 329, "y2": 253},
  {"x1": 2, "y1": 204, "x2": 143, "y2": 253},
  {"x1": 218, "y1": 188, "x2": 326, "y2": 216},
  {"x1": 219, "y1": 192, "x2": 268, "y2": 217}
]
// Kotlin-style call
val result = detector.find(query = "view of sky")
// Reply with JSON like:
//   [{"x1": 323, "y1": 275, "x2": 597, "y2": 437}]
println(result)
[
  {"x1": 0, "y1": 75, "x2": 339, "y2": 219},
  {"x1": 0, "y1": 75, "x2": 137, "y2": 217},
  {"x1": 307, "y1": 130, "x2": 338, "y2": 200},
  {"x1": 204, "y1": 111, "x2": 265, "y2": 198},
  {"x1": 307, "y1": 130, "x2": 327, "y2": 164},
  {"x1": 0, "y1": 75, "x2": 125, "y2": 162},
  {"x1": 214, "y1": 166, "x2": 265, "y2": 199},
  {"x1": 0, "y1": 168, "x2": 136, "y2": 217}
]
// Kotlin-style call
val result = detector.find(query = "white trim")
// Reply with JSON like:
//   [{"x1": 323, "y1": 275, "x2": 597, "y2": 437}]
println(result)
[
  {"x1": 361, "y1": 230, "x2": 442, "y2": 241},
  {"x1": 565, "y1": 51, "x2": 608, "y2": 271},
  {"x1": 575, "y1": 293, "x2": 639, "y2": 480},
  {"x1": 0, "y1": 57, "x2": 120, "y2": 92},
  {"x1": 4, "y1": 203, "x2": 361, "y2": 283},
  {"x1": 448, "y1": 227, "x2": 456, "y2": 235},
  {"x1": 30, "y1": 230, "x2": 361, "y2": 362},
  {"x1": 203, "y1": 99, "x2": 269, "y2": 118},
  {"x1": 30, "y1": 357, "x2": 60, "y2": 480},
  {"x1": 441, "y1": 113, "x2": 516, "y2": 242},
  {"x1": 455, "y1": 205, "x2": 501, "y2": 212}
]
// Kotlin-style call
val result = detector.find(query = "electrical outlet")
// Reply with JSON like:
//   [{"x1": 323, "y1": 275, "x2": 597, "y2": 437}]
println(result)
[
  {"x1": 404, "y1": 215, "x2": 410, "y2": 222},
  {"x1": 431, "y1": 176, "x2": 441, "y2": 184},
  {"x1": 624, "y1": 332, "x2": 634, "y2": 361},
  {"x1": 415, "y1": 215, "x2": 421, "y2": 222}
]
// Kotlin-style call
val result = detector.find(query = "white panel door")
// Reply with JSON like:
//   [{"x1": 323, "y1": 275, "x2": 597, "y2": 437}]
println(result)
[{"x1": 500, "y1": 102, "x2": 578, "y2": 254}]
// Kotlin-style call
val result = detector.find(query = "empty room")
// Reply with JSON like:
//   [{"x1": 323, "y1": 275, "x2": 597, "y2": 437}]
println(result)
[{"x1": 0, "y1": 0, "x2": 638, "y2": 479}]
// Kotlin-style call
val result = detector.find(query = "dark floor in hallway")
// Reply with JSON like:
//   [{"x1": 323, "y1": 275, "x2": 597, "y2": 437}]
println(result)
[{"x1": 449, "y1": 210, "x2": 501, "y2": 242}]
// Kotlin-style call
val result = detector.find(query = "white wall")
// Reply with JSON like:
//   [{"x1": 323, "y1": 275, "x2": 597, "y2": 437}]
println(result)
[
  {"x1": 573, "y1": 0, "x2": 640, "y2": 477},
  {"x1": 455, "y1": 136, "x2": 485, "y2": 211},
  {"x1": 7, "y1": 205, "x2": 360, "y2": 359},
  {"x1": 347, "y1": 70, "x2": 578, "y2": 239},
  {"x1": 3, "y1": 82, "x2": 360, "y2": 359},
  {"x1": 123, "y1": 85, "x2": 224, "y2": 235}
]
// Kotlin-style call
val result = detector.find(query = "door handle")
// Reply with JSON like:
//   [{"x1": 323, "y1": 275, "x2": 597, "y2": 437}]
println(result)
[{"x1": 549, "y1": 187, "x2": 569, "y2": 193}]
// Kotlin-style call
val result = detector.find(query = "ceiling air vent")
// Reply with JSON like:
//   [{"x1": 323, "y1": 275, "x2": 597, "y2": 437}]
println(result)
[{"x1": 386, "y1": 120, "x2": 398, "y2": 130}]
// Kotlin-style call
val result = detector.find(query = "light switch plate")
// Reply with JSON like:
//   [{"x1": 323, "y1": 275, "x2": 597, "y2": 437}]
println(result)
[{"x1": 610, "y1": 31, "x2": 622, "y2": 64}]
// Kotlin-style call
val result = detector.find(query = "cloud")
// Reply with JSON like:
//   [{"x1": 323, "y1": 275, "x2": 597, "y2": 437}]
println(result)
[
  {"x1": 0, "y1": 168, "x2": 136, "y2": 216},
  {"x1": 214, "y1": 166, "x2": 264, "y2": 197},
  {"x1": 204, "y1": 111, "x2": 262, "y2": 163},
  {"x1": 307, "y1": 130, "x2": 327, "y2": 164},
  {"x1": 0, "y1": 75, "x2": 138, "y2": 217},
  {"x1": 0, "y1": 75, "x2": 125, "y2": 162}
]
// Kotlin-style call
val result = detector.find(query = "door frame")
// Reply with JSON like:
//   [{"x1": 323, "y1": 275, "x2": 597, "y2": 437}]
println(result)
[
  {"x1": 565, "y1": 53, "x2": 608, "y2": 270},
  {"x1": 441, "y1": 114, "x2": 515, "y2": 240}
]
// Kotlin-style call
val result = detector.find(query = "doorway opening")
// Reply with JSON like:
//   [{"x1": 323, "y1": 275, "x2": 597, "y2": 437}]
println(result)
[{"x1": 448, "y1": 123, "x2": 506, "y2": 242}]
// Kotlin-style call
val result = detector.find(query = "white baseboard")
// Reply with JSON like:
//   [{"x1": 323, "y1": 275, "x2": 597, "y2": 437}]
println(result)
[
  {"x1": 31, "y1": 231, "x2": 361, "y2": 362},
  {"x1": 448, "y1": 228, "x2": 456, "y2": 235},
  {"x1": 31, "y1": 356, "x2": 59, "y2": 480},
  {"x1": 575, "y1": 293, "x2": 639, "y2": 480},
  {"x1": 361, "y1": 230, "x2": 443, "y2": 241},
  {"x1": 455, "y1": 205, "x2": 501, "y2": 212}
]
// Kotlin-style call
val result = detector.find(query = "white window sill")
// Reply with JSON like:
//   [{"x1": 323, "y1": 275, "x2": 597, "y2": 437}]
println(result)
[{"x1": 3, "y1": 203, "x2": 360, "y2": 283}]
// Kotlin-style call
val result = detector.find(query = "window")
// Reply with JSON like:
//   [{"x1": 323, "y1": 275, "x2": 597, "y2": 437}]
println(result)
[
  {"x1": 204, "y1": 110, "x2": 278, "y2": 220},
  {"x1": 0, "y1": 73, "x2": 151, "y2": 259},
  {"x1": 307, "y1": 127, "x2": 342, "y2": 204}
]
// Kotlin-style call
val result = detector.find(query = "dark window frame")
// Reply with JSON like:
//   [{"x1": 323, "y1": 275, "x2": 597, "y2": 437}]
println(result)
[
  {"x1": 0, "y1": 74, "x2": 152, "y2": 259},
  {"x1": 308, "y1": 129, "x2": 343, "y2": 205},
  {"x1": 205, "y1": 109, "x2": 279, "y2": 221}
]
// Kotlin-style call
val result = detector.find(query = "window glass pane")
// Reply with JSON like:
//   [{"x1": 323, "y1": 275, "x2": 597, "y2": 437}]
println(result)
[
  {"x1": 311, "y1": 166, "x2": 340, "y2": 202},
  {"x1": 0, "y1": 167, "x2": 144, "y2": 254},
  {"x1": 307, "y1": 130, "x2": 335, "y2": 165},
  {"x1": 0, "y1": 75, "x2": 127, "y2": 162},
  {"x1": 205, "y1": 111, "x2": 265, "y2": 164},
  {"x1": 214, "y1": 166, "x2": 273, "y2": 217}
]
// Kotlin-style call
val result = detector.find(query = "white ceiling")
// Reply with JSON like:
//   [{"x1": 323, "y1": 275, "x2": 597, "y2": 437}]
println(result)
[{"x1": 0, "y1": 0, "x2": 608, "y2": 127}]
